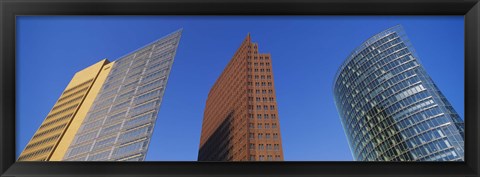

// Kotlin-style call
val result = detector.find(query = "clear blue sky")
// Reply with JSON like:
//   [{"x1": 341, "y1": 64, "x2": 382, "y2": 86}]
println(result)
[{"x1": 16, "y1": 16, "x2": 464, "y2": 161}]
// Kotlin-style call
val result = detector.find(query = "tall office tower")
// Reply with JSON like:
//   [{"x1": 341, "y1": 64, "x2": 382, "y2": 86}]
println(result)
[
  {"x1": 198, "y1": 34, "x2": 284, "y2": 161},
  {"x1": 18, "y1": 30, "x2": 182, "y2": 161},
  {"x1": 61, "y1": 30, "x2": 182, "y2": 161},
  {"x1": 18, "y1": 60, "x2": 113, "y2": 161},
  {"x1": 333, "y1": 25, "x2": 464, "y2": 161}
]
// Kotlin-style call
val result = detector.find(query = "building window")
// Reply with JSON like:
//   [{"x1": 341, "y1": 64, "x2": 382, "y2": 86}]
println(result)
[
  {"x1": 268, "y1": 82, "x2": 272, "y2": 86},
  {"x1": 266, "y1": 69, "x2": 271, "y2": 72},
  {"x1": 256, "y1": 97, "x2": 261, "y2": 101},
  {"x1": 258, "y1": 144, "x2": 264, "y2": 150},
  {"x1": 256, "y1": 105, "x2": 262, "y2": 110},
  {"x1": 268, "y1": 90, "x2": 273, "y2": 94},
  {"x1": 270, "y1": 105, "x2": 275, "y2": 110},
  {"x1": 275, "y1": 155, "x2": 281, "y2": 160},
  {"x1": 257, "y1": 123, "x2": 262, "y2": 129},
  {"x1": 266, "y1": 133, "x2": 271, "y2": 139},
  {"x1": 250, "y1": 155, "x2": 255, "y2": 161},
  {"x1": 262, "y1": 90, "x2": 267, "y2": 94},
  {"x1": 264, "y1": 114, "x2": 269, "y2": 119},
  {"x1": 255, "y1": 75, "x2": 259, "y2": 79},
  {"x1": 256, "y1": 90, "x2": 260, "y2": 94},
  {"x1": 261, "y1": 82, "x2": 266, "y2": 86},
  {"x1": 257, "y1": 114, "x2": 262, "y2": 119},
  {"x1": 267, "y1": 155, "x2": 273, "y2": 161},
  {"x1": 249, "y1": 123, "x2": 254, "y2": 129},
  {"x1": 266, "y1": 144, "x2": 272, "y2": 150},
  {"x1": 274, "y1": 144, "x2": 280, "y2": 150},
  {"x1": 250, "y1": 143, "x2": 255, "y2": 150},
  {"x1": 264, "y1": 105, "x2": 268, "y2": 110},
  {"x1": 259, "y1": 155, "x2": 265, "y2": 161},
  {"x1": 249, "y1": 133, "x2": 255, "y2": 139},
  {"x1": 271, "y1": 114, "x2": 276, "y2": 119},
  {"x1": 272, "y1": 123, "x2": 277, "y2": 129},
  {"x1": 273, "y1": 133, "x2": 278, "y2": 139},
  {"x1": 255, "y1": 82, "x2": 260, "y2": 86},
  {"x1": 265, "y1": 123, "x2": 270, "y2": 129},
  {"x1": 258, "y1": 133, "x2": 263, "y2": 139}
]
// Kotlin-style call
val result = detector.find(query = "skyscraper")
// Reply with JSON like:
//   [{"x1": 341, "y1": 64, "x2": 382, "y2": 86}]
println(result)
[
  {"x1": 198, "y1": 34, "x2": 284, "y2": 161},
  {"x1": 18, "y1": 60, "x2": 113, "y2": 161},
  {"x1": 19, "y1": 30, "x2": 182, "y2": 161},
  {"x1": 333, "y1": 25, "x2": 465, "y2": 161}
]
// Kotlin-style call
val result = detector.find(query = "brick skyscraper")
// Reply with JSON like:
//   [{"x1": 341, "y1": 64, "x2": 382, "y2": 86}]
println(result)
[{"x1": 198, "y1": 34, "x2": 284, "y2": 161}]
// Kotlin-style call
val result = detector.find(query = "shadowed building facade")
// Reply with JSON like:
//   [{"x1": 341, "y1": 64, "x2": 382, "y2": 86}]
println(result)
[
  {"x1": 333, "y1": 25, "x2": 464, "y2": 161},
  {"x1": 19, "y1": 30, "x2": 182, "y2": 161},
  {"x1": 198, "y1": 34, "x2": 284, "y2": 161}
]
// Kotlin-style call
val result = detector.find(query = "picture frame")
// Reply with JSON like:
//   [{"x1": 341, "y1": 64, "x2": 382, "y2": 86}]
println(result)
[{"x1": 1, "y1": 0, "x2": 479, "y2": 176}]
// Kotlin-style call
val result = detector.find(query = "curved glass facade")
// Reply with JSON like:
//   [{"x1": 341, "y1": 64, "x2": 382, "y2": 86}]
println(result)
[{"x1": 333, "y1": 25, "x2": 464, "y2": 161}]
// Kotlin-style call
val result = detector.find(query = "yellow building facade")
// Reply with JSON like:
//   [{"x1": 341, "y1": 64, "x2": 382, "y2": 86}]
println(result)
[{"x1": 18, "y1": 59, "x2": 114, "y2": 161}]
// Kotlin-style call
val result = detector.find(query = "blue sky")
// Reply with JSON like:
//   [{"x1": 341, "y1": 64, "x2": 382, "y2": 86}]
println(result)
[{"x1": 16, "y1": 16, "x2": 464, "y2": 161}]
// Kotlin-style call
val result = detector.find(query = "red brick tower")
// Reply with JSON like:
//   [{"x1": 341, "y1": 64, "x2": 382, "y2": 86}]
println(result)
[{"x1": 198, "y1": 34, "x2": 284, "y2": 161}]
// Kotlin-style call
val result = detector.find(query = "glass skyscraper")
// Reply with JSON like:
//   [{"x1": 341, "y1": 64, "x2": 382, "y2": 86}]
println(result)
[
  {"x1": 63, "y1": 30, "x2": 182, "y2": 161},
  {"x1": 333, "y1": 25, "x2": 464, "y2": 161}
]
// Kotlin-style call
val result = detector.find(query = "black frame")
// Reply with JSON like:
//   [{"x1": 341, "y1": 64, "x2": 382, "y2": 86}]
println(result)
[{"x1": 1, "y1": 0, "x2": 479, "y2": 176}]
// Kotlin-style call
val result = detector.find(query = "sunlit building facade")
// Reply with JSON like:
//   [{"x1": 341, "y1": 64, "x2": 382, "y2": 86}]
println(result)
[
  {"x1": 63, "y1": 30, "x2": 182, "y2": 161},
  {"x1": 19, "y1": 30, "x2": 182, "y2": 161},
  {"x1": 18, "y1": 60, "x2": 113, "y2": 161},
  {"x1": 333, "y1": 25, "x2": 464, "y2": 161},
  {"x1": 198, "y1": 34, "x2": 284, "y2": 161}
]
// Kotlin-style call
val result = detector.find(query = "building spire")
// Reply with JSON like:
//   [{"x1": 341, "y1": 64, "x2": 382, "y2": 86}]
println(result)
[{"x1": 245, "y1": 33, "x2": 251, "y2": 42}]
